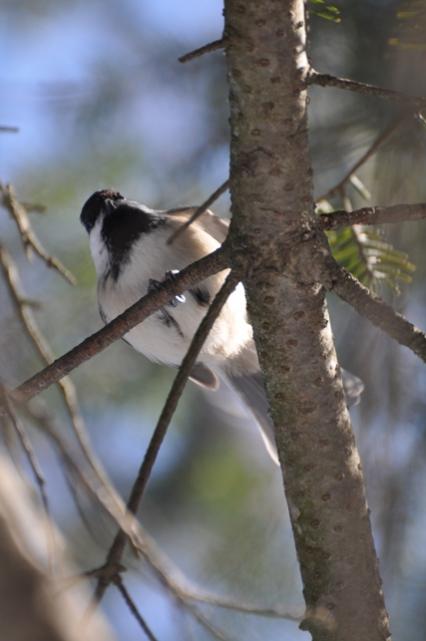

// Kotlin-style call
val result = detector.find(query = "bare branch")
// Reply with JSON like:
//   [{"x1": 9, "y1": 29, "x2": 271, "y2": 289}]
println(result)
[
  {"x1": 63, "y1": 469, "x2": 101, "y2": 544},
  {"x1": 93, "y1": 270, "x2": 239, "y2": 602},
  {"x1": 308, "y1": 69, "x2": 426, "y2": 108},
  {"x1": 0, "y1": 388, "x2": 50, "y2": 517},
  {"x1": 1, "y1": 183, "x2": 76, "y2": 285},
  {"x1": 86, "y1": 521, "x2": 303, "y2": 622},
  {"x1": 10, "y1": 376, "x2": 298, "y2": 637},
  {"x1": 316, "y1": 116, "x2": 405, "y2": 202},
  {"x1": 0, "y1": 388, "x2": 56, "y2": 572},
  {"x1": 179, "y1": 589, "x2": 302, "y2": 621},
  {"x1": 115, "y1": 579, "x2": 159, "y2": 641},
  {"x1": 0, "y1": 246, "x2": 97, "y2": 478},
  {"x1": 320, "y1": 202, "x2": 426, "y2": 230},
  {"x1": 15, "y1": 246, "x2": 229, "y2": 402},
  {"x1": 167, "y1": 179, "x2": 230, "y2": 244},
  {"x1": 329, "y1": 262, "x2": 426, "y2": 363},
  {"x1": 182, "y1": 603, "x2": 236, "y2": 641},
  {"x1": 179, "y1": 38, "x2": 226, "y2": 63},
  {"x1": 21, "y1": 201, "x2": 47, "y2": 214},
  {"x1": 0, "y1": 125, "x2": 19, "y2": 133},
  {"x1": 20, "y1": 399, "x2": 145, "y2": 553}
]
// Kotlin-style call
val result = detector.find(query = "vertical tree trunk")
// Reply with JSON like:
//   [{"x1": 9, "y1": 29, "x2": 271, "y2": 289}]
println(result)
[{"x1": 224, "y1": 1, "x2": 391, "y2": 639}]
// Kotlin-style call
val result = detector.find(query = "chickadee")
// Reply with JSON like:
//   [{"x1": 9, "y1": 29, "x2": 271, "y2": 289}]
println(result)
[{"x1": 80, "y1": 189, "x2": 363, "y2": 464}]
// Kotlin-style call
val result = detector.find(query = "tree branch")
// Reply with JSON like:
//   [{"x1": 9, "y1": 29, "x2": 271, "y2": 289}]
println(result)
[
  {"x1": 329, "y1": 262, "x2": 426, "y2": 363},
  {"x1": 93, "y1": 271, "x2": 239, "y2": 602},
  {"x1": 225, "y1": 2, "x2": 391, "y2": 639},
  {"x1": 308, "y1": 69, "x2": 426, "y2": 108},
  {"x1": 0, "y1": 388, "x2": 50, "y2": 518},
  {"x1": 18, "y1": 395, "x2": 300, "y2": 637},
  {"x1": 0, "y1": 125, "x2": 19, "y2": 133},
  {"x1": 15, "y1": 246, "x2": 229, "y2": 402},
  {"x1": 316, "y1": 116, "x2": 405, "y2": 202},
  {"x1": 0, "y1": 246, "x2": 97, "y2": 488},
  {"x1": 179, "y1": 589, "x2": 301, "y2": 621},
  {"x1": 319, "y1": 202, "x2": 426, "y2": 230},
  {"x1": 115, "y1": 579, "x2": 159, "y2": 641},
  {"x1": 167, "y1": 179, "x2": 230, "y2": 244},
  {"x1": 0, "y1": 183, "x2": 76, "y2": 285},
  {"x1": 179, "y1": 38, "x2": 226, "y2": 63}
]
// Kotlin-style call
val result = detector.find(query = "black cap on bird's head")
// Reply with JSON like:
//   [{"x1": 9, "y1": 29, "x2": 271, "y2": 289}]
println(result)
[{"x1": 80, "y1": 189, "x2": 124, "y2": 233}]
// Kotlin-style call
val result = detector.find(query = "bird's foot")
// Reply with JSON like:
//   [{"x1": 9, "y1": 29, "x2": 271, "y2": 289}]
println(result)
[{"x1": 148, "y1": 269, "x2": 186, "y2": 307}]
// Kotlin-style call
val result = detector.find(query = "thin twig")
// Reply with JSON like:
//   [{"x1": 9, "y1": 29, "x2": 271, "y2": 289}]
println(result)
[
  {"x1": 0, "y1": 245, "x2": 111, "y2": 503},
  {"x1": 15, "y1": 397, "x2": 298, "y2": 634},
  {"x1": 0, "y1": 388, "x2": 57, "y2": 573},
  {"x1": 2, "y1": 197, "x2": 163, "y2": 545},
  {"x1": 63, "y1": 469, "x2": 100, "y2": 545},
  {"x1": 179, "y1": 38, "x2": 226, "y2": 63},
  {"x1": 316, "y1": 116, "x2": 405, "y2": 202},
  {"x1": 0, "y1": 388, "x2": 50, "y2": 517},
  {"x1": 20, "y1": 399, "x2": 143, "y2": 552},
  {"x1": 0, "y1": 182, "x2": 75, "y2": 284},
  {"x1": 0, "y1": 125, "x2": 19, "y2": 133},
  {"x1": 328, "y1": 261, "x2": 426, "y2": 363},
  {"x1": 308, "y1": 69, "x2": 426, "y2": 109},
  {"x1": 21, "y1": 201, "x2": 47, "y2": 214},
  {"x1": 319, "y1": 202, "x2": 426, "y2": 230},
  {"x1": 86, "y1": 522, "x2": 303, "y2": 622},
  {"x1": 115, "y1": 579, "x2": 159, "y2": 641},
  {"x1": 180, "y1": 590, "x2": 302, "y2": 621},
  {"x1": 167, "y1": 180, "x2": 230, "y2": 244},
  {"x1": 93, "y1": 271, "x2": 239, "y2": 602},
  {"x1": 182, "y1": 602, "x2": 236, "y2": 641},
  {"x1": 15, "y1": 246, "x2": 229, "y2": 402}
]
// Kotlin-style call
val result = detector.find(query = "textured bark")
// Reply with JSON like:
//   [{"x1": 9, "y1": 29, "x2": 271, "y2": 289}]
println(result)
[{"x1": 225, "y1": 2, "x2": 391, "y2": 640}]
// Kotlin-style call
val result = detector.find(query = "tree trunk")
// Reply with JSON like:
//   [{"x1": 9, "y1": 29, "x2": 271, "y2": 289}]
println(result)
[{"x1": 224, "y1": 1, "x2": 391, "y2": 639}]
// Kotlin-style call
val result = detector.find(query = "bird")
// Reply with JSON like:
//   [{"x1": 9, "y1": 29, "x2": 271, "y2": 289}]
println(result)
[{"x1": 80, "y1": 189, "x2": 363, "y2": 464}]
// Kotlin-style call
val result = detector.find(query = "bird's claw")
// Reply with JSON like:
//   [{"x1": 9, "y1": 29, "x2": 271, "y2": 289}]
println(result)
[{"x1": 148, "y1": 269, "x2": 186, "y2": 307}]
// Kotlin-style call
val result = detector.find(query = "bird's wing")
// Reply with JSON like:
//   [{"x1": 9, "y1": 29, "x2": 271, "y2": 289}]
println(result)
[
  {"x1": 165, "y1": 207, "x2": 229, "y2": 243},
  {"x1": 224, "y1": 369, "x2": 279, "y2": 465}
]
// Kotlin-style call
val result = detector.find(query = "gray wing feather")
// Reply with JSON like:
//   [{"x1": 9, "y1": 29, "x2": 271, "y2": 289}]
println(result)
[
  {"x1": 225, "y1": 371, "x2": 279, "y2": 465},
  {"x1": 225, "y1": 368, "x2": 363, "y2": 466}
]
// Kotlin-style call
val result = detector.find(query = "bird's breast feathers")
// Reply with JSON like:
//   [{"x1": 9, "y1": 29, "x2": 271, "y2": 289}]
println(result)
[{"x1": 93, "y1": 220, "x2": 251, "y2": 368}]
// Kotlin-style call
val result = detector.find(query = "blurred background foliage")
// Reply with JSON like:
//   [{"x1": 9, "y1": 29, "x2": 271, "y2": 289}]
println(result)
[{"x1": 1, "y1": 0, "x2": 426, "y2": 639}]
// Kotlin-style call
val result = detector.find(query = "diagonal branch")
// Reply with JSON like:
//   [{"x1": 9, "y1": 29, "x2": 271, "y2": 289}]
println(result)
[
  {"x1": 0, "y1": 387, "x2": 50, "y2": 518},
  {"x1": 93, "y1": 270, "x2": 239, "y2": 603},
  {"x1": 179, "y1": 589, "x2": 302, "y2": 621},
  {"x1": 308, "y1": 69, "x2": 426, "y2": 109},
  {"x1": 0, "y1": 183, "x2": 76, "y2": 285},
  {"x1": 319, "y1": 202, "x2": 426, "y2": 230},
  {"x1": 316, "y1": 116, "x2": 405, "y2": 202},
  {"x1": 329, "y1": 261, "x2": 426, "y2": 363},
  {"x1": 0, "y1": 245, "x2": 96, "y2": 483},
  {"x1": 0, "y1": 125, "x2": 19, "y2": 133},
  {"x1": 15, "y1": 246, "x2": 229, "y2": 402},
  {"x1": 115, "y1": 579, "x2": 159, "y2": 641},
  {"x1": 167, "y1": 179, "x2": 230, "y2": 244},
  {"x1": 15, "y1": 397, "x2": 300, "y2": 631},
  {"x1": 179, "y1": 38, "x2": 226, "y2": 63}
]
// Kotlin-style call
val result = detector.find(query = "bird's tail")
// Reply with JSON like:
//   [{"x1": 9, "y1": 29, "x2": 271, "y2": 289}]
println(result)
[
  {"x1": 224, "y1": 365, "x2": 364, "y2": 466},
  {"x1": 224, "y1": 369, "x2": 279, "y2": 464}
]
